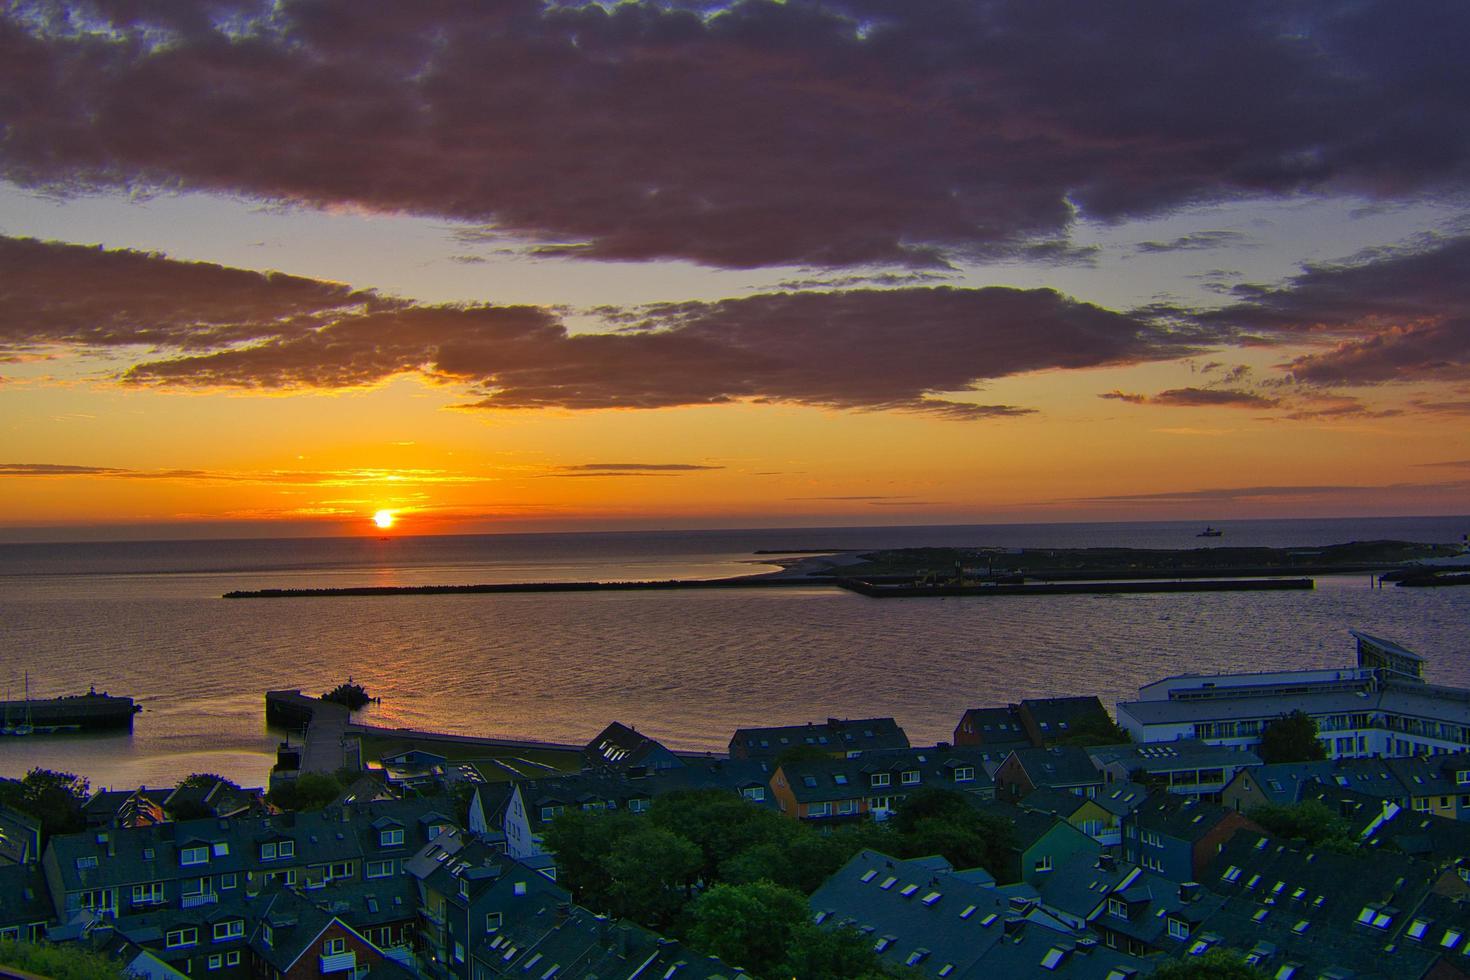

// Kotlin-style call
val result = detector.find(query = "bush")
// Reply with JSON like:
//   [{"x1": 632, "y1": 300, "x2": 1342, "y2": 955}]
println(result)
[{"x1": 0, "y1": 940, "x2": 131, "y2": 980}]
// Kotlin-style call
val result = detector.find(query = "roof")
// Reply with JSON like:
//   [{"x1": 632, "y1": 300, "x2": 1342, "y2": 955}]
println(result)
[
  {"x1": 1130, "y1": 793, "x2": 1242, "y2": 844},
  {"x1": 809, "y1": 848, "x2": 1143, "y2": 978},
  {"x1": 777, "y1": 747, "x2": 994, "y2": 805},
  {"x1": 1018, "y1": 697, "x2": 1111, "y2": 737},
  {"x1": 583, "y1": 721, "x2": 682, "y2": 771},
  {"x1": 0, "y1": 863, "x2": 52, "y2": 928},
  {"x1": 729, "y1": 716, "x2": 909, "y2": 758},
  {"x1": 1198, "y1": 831, "x2": 1444, "y2": 980},
  {"x1": 1088, "y1": 739, "x2": 1261, "y2": 774},
  {"x1": 1003, "y1": 746, "x2": 1102, "y2": 788}
]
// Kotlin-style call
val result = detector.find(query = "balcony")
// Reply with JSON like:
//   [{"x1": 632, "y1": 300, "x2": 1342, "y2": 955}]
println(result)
[
  {"x1": 320, "y1": 951, "x2": 357, "y2": 973},
  {"x1": 180, "y1": 892, "x2": 218, "y2": 909}
]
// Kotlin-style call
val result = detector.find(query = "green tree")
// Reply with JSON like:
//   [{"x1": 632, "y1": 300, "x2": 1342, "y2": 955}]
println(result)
[
  {"x1": 604, "y1": 825, "x2": 701, "y2": 929},
  {"x1": 1053, "y1": 714, "x2": 1131, "y2": 747},
  {"x1": 0, "y1": 769, "x2": 89, "y2": 841},
  {"x1": 781, "y1": 924, "x2": 895, "y2": 980},
  {"x1": 264, "y1": 771, "x2": 345, "y2": 812},
  {"x1": 687, "y1": 881, "x2": 811, "y2": 978},
  {"x1": 887, "y1": 789, "x2": 1017, "y2": 880},
  {"x1": 1152, "y1": 948, "x2": 1270, "y2": 979},
  {"x1": 542, "y1": 809, "x2": 638, "y2": 910},
  {"x1": 175, "y1": 772, "x2": 242, "y2": 792},
  {"x1": 1258, "y1": 710, "x2": 1328, "y2": 763},
  {"x1": 1246, "y1": 800, "x2": 1355, "y2": 849},
  {"x1": 773, "y1": 744, "x2": 836, "y2": 769},
  {"x1": 650, "y1": 790, "x2": 795, "y2": 884},
  {"x1": 0, "y1": 940, "x2": 131, "y2": 980}
]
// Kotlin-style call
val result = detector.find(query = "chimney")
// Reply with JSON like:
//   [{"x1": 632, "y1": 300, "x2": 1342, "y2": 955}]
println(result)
[
  {"x1": 1179, "y1": 882, "x2": 1201, "y2": 903},
  {"x1": 1098, "y1": 854, "x2": 1116, "y2": 872},
  {"x1": 1003, "y1": 917, "x2": 1025, "y2": 938}
]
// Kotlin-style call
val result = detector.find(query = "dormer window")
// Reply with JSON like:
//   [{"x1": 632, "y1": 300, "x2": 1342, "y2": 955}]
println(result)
[
  {"x1": 871, "y1": 773, "x2": 891, "y2": 788},
  {"x1": 380, "y1": 828, "x2": 404, "y2": 847},
  {"x1": 953, "y1": 767, "x2": 975, "y2": 782},
  {"x1": 180, "y1": 846, "x2": 209, "y2": 866},
  {"x1": 1167, "y1": 918, "x2": 1189, "y2": 940},
  {"x1": 1107, "y1": 898, "x2": 1128, "y2": 920},
  {"x1": 900, "y1": 771, "x2": 920, "y2": 785}
]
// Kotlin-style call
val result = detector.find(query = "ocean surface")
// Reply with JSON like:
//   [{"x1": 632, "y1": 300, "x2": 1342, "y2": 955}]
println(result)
[{"x1": 2, "y1": 516, "x2": 1468, "y2": 791}]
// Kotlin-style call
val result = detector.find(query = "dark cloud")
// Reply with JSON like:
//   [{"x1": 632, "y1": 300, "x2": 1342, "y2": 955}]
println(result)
[
  {"x1": 4, "y1": 2, "x2": 1469, "y2": 268},
  {"x1": 1068, "y1": 480, "x2": 1470, "y2": 504},
  {"x1": 1135, "y1": 231, "x2": 1254, "y2": 254},
  {"x1": 561, "y1": 463, "x2": 723, "y2": 472},
  {"x1": 1099, "y1": 387, "x2": 1279, "y2": 408},
  {"x1": 788, "y1": 495, "x2": 914, "y2": 501},
  {"x1": 6, "y1": 235, "x2": 1199, "y2": 418},
  {"x1": 0, "y1": 462, "x2": 130, "y2": 476},
  {"x1": 0, "y1": 236, "x2": 372, "y2": 354}
]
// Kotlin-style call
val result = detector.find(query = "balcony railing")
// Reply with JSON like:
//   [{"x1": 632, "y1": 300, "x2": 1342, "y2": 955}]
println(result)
[
  {"x1": 319, "y1": 951, "x2": 357, "y2": 973},
  {"x1": 180, "y1": 893, "x2": 219, "y2": 909}
]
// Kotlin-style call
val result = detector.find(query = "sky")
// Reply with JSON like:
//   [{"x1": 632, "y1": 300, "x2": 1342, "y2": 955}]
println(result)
[{"x1": 3, "y1": 0, "x2": 1470, "y2": 541}]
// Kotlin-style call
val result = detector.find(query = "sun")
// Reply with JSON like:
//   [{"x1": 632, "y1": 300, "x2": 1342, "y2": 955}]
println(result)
[{"x1": 373, "y1": 510, "x2": 395, "y2": 529}]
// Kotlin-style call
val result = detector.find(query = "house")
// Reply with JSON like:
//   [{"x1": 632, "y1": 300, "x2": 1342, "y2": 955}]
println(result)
[
  {"x1": 1017, "y1": 697, "x2": 1114, "y2": 746},
  {"x1": 375, "y1": 750, "x2": 452, "y2": 790},
  {"x1": 1117, "y1": 630, "x2": 1470, "y2": 760},
  {"x1": 808, "y1": 848, "x2": 1143, "y2": 978},
  {"x1": 0, "y1": 863, "x2": 53, "y2": 943},
  {"x1": 952, "y1": 706, "x2": 1033, "y2": 753},
  {"x1": 1087, "y1": 740, "x2": 1260, "y2": 801},
  {"x1": 1122, "y1": 793, "x2": 1256, "y2": 882},
  {"x1": 250, "y1": 886, "x2": 416, "y2": 979},
  {"x1": 81, "y1": 788, "x2": 169, "y2": 829},
  {"x1": 1222, "y1": 758, "x2": 1412, "y2": 814},
  {"x1": 582, "y1": 722, "x2": 684, "y2": 774},
  {"x1": 161, "y1": 779, "x2": 265, "y2": 822},
  {"x1": 952, "y1": 697, "x2": 1114, "y2": 753},
  {"x1": 728, "y1": 717, "x2": 909, "y2": 760},
  {"x1": 1019, "y1": 786, "x2": 1140, "y2": 848},
  {"x1": 975, "y1": 802, "x2": 1101, "y2": 884},
  {"x1": 770, "y1": 748, "x2": 995, "y2": 824},
  {"x1": 992, "y1": 746, "x2": 1103, "y2": 803},
  {"x1": 0, "y1": 806, "x2": 41, "y2": 865},
  {"x1": 1086, "y1": 866, "x2": 1224, "y2": 959}
]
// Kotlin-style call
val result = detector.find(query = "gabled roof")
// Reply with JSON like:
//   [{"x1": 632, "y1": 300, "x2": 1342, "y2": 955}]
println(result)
[
  {"x1": 1003, "y1": 746, "x2": 1102, "y2": 788},
  {"x1": 1089, "y1": 739, "x2": 1261, "y2": 774},
  {"x1": 778, "y1": 747, "x2": 995, "y2": 805},
  {"x1": 583, "y1": 721, "x2": 682, "y2": 772},
  {"x1": 1129, "y1": 793, "x2": 1242, "y2": 843},
  {"x1": 1018, "y1": 696, "x2": 1111, "y2": 738},
  {"x1": 729, "y1": 716, "x2": 909, "y2": 758}
]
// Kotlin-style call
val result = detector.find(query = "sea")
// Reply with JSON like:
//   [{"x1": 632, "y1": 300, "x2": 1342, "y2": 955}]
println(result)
[{"x1": 2, "y1": 515, "x2": 1468, "y2": 793}]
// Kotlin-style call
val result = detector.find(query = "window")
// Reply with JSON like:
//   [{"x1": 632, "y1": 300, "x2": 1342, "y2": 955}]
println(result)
[
  {"x1": 486, "y1": 912, "x2": 503, "y2": 931},
  {"x1": 132, "y1": 882, "x2": 164, "y2": 906},
  {"x1": 959, "y1": 905, "x2": 976, "y2": 919},
  {"x1": 741, "y1": 786, "x2": 765, "y2": 801},
  {"x1": 328, "y1": 861, "x2": 353, "y2": 880},
  {"x1": 1040, "y1": 947, "x2": 1066, "y2": 970},
  {"x1": 367, "y1": 860, "x2": 395, "y2": 879},
  {"x1": 279, "y1": 840, "x2": 295, "y2": 858},
  {"x1": 1034, "y1": 856, "x2": 1053, "y2": 873},
  {"x1": 1408, "y1": 918, "x2": 1430, "y2": 941},
  {"x1": 182, "y1": 877, "x2": 209, "y2": 898},
  {"x1": 212, "y1": 842, "x2": 229, "y2": 857},
  {"x1": 837, "y1": 800, "x2": 856, "y2": 814},
  {"x1": 871, "y1": 773, "x2": 891, "y2": 787},
  {"x1": 213, "y1": 920, "x2": 244, "y2": 941},
  {"x1": 901, "y1": 770, "x2": 920, "y2": 785},
  {"x1": 873, "y1": 937, "x2": 893, "y2": 953},
  {"x1": 380, "y1": 828, "x2": 405, "y2": 846},
  {"x1": 208, "y1": 955, "x2": 222, "y2": 970},
  {"x1": 166, "y1": 928, "x2": 199, "y2": 949},
  {"x1": 225, "y1": 952, "x2": 240, "y2": 967},
  {"x1": 181, "y1": 846, "x2": 209, "y2": 866},
  {"x1": 953, "y1": 767, "x2": 975, "y2": 782},
  {"x1": 833, "y1": 774, "x2": 849, "y2": 785},
  {"x1": 628, "y1": 798, "x2": 650, "y2": 813},
  {"x1": 219, "y1": 873, "x2": 237, "y2": 890},
  {"x1": 324, "y1": 938, "x2": 346, "y2": 955},
  {"x1": 1442, "y1": 928, "x2": 1462, "y2": 949},
  {"x1": 1107, "y1": 898, "x2": 1128, "y2": 920},
  {"x1": 807, "y1": 802, "x2": 831, "y2": 817},
  {"x1": 75, "y1": 856, "x2": 97, "y2": 871},
  {"x1": 261, "y1": 842, "x2": 276, "y2": 860},
  {"x1": 262, "y1": 924, "x2": 273, "y2": 947},
  {"x1": 1168, "y1": 919, "x2": 1189, "y2": 940}
]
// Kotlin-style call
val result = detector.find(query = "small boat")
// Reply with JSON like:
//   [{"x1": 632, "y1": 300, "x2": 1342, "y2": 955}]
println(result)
[{"x1": 1198, "y1": 527, "x2": 1223, "y2": 538}]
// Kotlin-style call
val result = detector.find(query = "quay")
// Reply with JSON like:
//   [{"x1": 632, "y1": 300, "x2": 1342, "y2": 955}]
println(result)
[
  {"x1": 0, "y1": 690, "x2": 141, "y2": 732},
  {"x1": 836, "y1": 577, "x2": 1315, "y2": 598}
]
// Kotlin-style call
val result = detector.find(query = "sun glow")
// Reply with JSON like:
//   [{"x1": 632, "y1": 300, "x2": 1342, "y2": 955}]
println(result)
[{"x1": 373, "y1": 509, "x2": 395, "y2": 529}]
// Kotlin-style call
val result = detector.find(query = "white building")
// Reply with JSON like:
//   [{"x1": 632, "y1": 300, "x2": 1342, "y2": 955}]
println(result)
[{"x1": 1116, "y1": 631, "x2": 1470, "y2": 759}]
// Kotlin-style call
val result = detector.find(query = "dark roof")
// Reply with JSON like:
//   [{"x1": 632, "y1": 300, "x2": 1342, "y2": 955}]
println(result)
[
  {"x1": 1199, "y1": 831, "x2": 1442, "y2": 980},
  {"x1": 582, "y1": 721, "x2": 682, "y2": 772},
  {"x1": 956, "y1": 706, "x2": 1034, "y2": 746},
  {"x1": 729, "y1": 717, "x2": 909, "y2": 758},
  {"x1": 0, "y1": 863, "x2": 52, "y2": 929},
  {"x1": 778, "y1": 747, "x2": 994, "y2": 805},
  {"x1": 1018, "y1": 697, "x2": 1111, "y2": 737},
  {"x1": 1004, "y1": 746, "x2": 1103, "y2": 789},
  {"x1": 1130, "y1": 793, "x2": 1241, "y2": 844}
]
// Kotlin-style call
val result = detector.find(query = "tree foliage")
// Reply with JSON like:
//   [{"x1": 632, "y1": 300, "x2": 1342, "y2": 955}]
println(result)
[
  {"x1": 886, "y1": 789, "x2": 1017, "y2": 880},
  {"x1": 1052, "y1": 714, "x2": 1131, "y2": 747},
  {"x1": 688, "y1": 881, "x2": 891, "y2": 980},
  {"x1": 1258, "y1": 710, "x2": 1327, "y2": 763},
  {"x1": 0, "y1": 768, "x2": 89, "y2": 840},
  {"x1": 0, "y1": 940, "x2": 131, "y2": 980},
  {"x1": 264, "y1": 771, "x2": 348, "y2": 812},
  {"x1": 604, "y1": 825, "x2": 701, "y2": 929},
  {"x1": 1246, "y1": 800, "x2": 1355, "y2": 849},
  {"x1": 1152, "y1": 948, "x2": 1270, "y2": 979}
]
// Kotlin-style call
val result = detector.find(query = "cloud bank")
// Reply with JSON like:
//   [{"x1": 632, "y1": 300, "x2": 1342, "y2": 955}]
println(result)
[
  {"x1": 4, "y1": 1, "x2": 1468, "y2": 268},
  {"x1": 2, "y1": 236, "x2": 1200, "y2": 418}
]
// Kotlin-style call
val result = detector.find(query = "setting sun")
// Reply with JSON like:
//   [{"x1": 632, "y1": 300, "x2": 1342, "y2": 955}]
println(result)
[{"x1": 373, "y1": 510, "x2": 395, "y2": 529}]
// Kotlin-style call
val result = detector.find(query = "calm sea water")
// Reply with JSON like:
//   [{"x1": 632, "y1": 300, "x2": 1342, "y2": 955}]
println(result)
[{"x1": 1, "y1": 516, "x2": 1468, "y2": 790}]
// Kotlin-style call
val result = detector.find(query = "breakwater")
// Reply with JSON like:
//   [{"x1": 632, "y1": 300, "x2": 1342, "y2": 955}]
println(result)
[{"x1": 837, "y1": 577, "x2": 1315, "y2": 598}]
